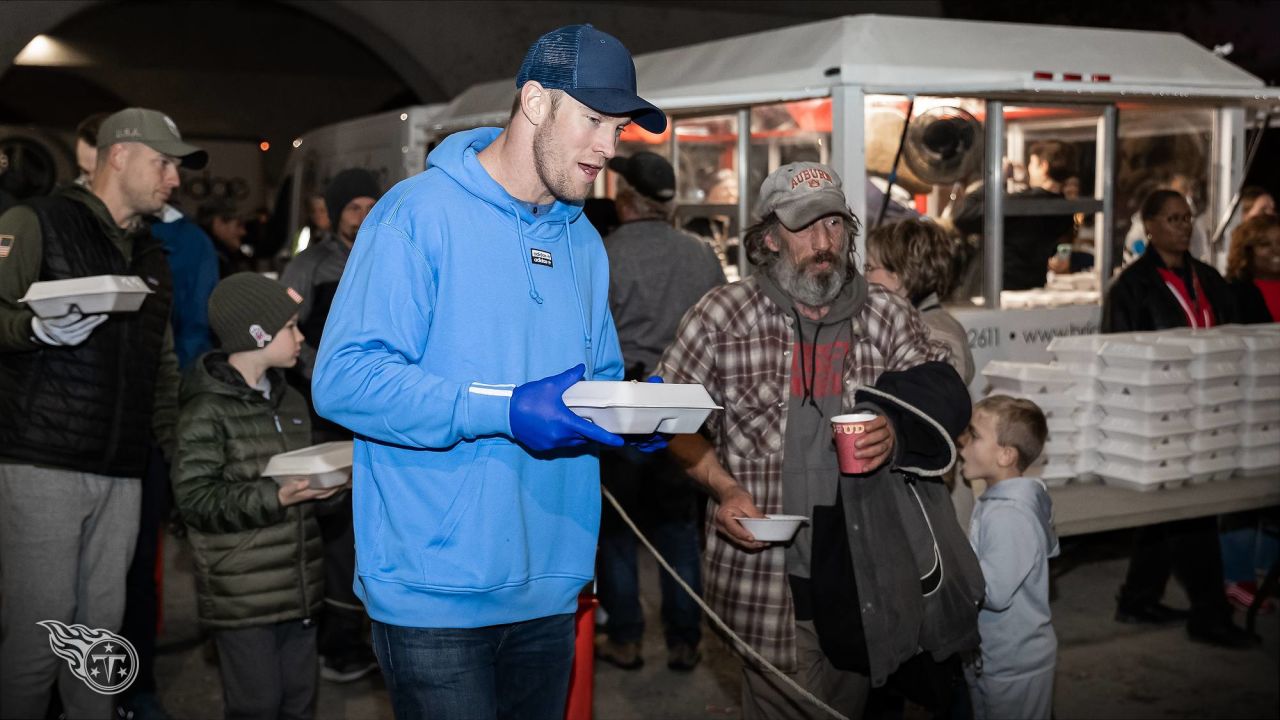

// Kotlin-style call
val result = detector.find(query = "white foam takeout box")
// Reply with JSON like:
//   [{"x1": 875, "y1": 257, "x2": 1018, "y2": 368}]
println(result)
[
  {"x1": 19, "y1": 275, "x2": 154, "y2": 318},
  {"x1": 262, "y1": 441, "x2": 353, "y2": 489},
  {"x1": 562, "y1": 381, "x2": 720, "y2": 435}
]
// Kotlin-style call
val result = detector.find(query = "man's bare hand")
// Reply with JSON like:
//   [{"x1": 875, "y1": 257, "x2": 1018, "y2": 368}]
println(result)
[
  {"x1": 853, "y1": 414, "x2": 895, "y2": 474},
  {"x1": 277, "y1": 473, "x2": 351, "y2": 507},
  {"x1": 715, "y1": 484, "x2": 768, "y2": 550}
]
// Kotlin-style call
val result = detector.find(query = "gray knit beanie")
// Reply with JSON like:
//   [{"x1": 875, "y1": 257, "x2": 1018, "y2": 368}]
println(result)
[{"x1": 208, "y1": 272, "x2": 303, "y2": 353}]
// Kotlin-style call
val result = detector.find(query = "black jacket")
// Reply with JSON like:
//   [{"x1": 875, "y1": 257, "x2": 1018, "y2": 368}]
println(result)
[
  {"x1": 809, "y1": 361, "x2": 983, "y2": 693},
  {"x1": 1102, "y1": 250, "x2": 1236, "y2": 333},
  {"x1": 1229, "y1": 279, "x2": 1276, "y2": 324},
  {"x1": 0, "y1": 191, "x2": 173, "y2": 477}
]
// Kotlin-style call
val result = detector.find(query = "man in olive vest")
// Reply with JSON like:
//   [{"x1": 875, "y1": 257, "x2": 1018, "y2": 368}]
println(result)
[{"x1": 0, "y1": 108, "x2": 204, "y2": 720}]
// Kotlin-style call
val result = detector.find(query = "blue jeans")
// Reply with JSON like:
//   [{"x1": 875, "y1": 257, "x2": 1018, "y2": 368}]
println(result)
[
  {"x1": 597, "y1": 449, "x2": 703, "y2": 648},
  {"x1": 371, "y1": 614, "x2": 575, "y2": 720}
]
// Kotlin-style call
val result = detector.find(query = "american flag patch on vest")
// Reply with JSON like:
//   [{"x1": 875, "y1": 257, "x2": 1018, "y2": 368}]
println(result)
[{"x1": 0, "y1": 235, "x2": 13, "y2": 259}]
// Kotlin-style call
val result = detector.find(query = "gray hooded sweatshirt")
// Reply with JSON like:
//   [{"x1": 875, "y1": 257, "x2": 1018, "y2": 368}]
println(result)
[{"x1": 969, "y1": 476, "x2": 1060, "y2": 679}]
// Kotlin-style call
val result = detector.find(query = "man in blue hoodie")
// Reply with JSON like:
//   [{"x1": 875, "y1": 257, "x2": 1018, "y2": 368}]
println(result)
[{"x1": 311, "y1": 24, "x2": 666, "y2": 720}]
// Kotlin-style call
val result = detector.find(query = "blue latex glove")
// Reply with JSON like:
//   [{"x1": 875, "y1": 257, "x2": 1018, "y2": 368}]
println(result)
[
  {"x1": 624, "y1": 376, "x2": 671, "y2": 453},
  {"x1": 511, "y1": 364, "x2": 625, "y2": 451}
]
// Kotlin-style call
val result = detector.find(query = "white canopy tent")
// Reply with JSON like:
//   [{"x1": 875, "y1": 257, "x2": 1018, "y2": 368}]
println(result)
[{"x1": 433, "y1": 14, "x2": 1279, "y2": 132}]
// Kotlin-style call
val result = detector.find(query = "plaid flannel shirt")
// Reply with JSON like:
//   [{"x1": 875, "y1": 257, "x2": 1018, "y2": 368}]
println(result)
[{"x1": 654, "y1": 275, "x2": 950, "y2": 670}]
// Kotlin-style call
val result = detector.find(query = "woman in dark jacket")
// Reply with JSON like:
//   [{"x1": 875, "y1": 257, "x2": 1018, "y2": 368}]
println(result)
[
  {"x1": 1225, "y1": 213, "x2": 1280, "y2": 324},
  {"x1": 1102, "y1": 189, "x2": 1256, "y2": 648}
]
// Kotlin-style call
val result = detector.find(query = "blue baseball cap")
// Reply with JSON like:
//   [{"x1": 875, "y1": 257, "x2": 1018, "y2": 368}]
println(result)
[{"x1": 516, "y1": 24, "x2": 666, "y2": 134}]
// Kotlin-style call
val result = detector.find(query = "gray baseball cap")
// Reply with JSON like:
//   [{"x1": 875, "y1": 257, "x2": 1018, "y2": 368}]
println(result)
[
  {"x1": 753, "y1": 161, "x2": 852, "y2": 230},
  {"x1": 97, "y1": 108, "x2": 208, "y2": 169}
]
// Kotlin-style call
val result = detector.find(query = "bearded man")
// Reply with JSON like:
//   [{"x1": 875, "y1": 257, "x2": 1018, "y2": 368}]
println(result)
[{"x1": 654, "y1": 162, "x2": 982, "y2": 720}]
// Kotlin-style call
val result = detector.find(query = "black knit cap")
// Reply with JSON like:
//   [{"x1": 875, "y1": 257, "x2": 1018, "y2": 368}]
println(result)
[
  {"x1": 324, "y1": 168, "x2": 382, "y2": 232},
  {"x1": 208, "y1": 272, "x2": 303, "y2": 353}
]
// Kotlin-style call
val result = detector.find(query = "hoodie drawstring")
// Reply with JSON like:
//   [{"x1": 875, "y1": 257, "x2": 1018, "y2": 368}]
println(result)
[
  {"x1": 510, "y1": 206, "x2": 595, "y2": 377},
  {"x1": 510, "y1": 202, "x2": 544, "y2": 305},
  {"x1": 564, "y1": 218, "x2": 594, "y2": 378}
]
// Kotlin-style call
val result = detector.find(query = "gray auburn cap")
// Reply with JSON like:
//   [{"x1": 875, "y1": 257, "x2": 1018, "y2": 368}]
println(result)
[
  {"x1": 97, "y1": 108, "x2": 208, "y2": 169},
  {"x1": 753, "y1": 161, "x2": 853, "y2": 231}
]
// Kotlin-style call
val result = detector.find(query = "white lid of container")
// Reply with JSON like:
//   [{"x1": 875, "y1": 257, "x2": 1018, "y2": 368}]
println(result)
[
  {"x1": 1154, "y1": 332, "x2": 1245, "y2": 356},
  {"x1": 1095, "y1": 456, "x2": 1189, "y2": 482},
  {"x1": 18, "y1": 274, "x2": 152, "y2": 303},
  {"x1": 1189, "y1": 404, "x2": 1241, "y2": 430},
  {"x1": 1098, "y1": 339, "x2": 1193, "y2": 362},
  {"x1": 262, "y1": 441, "x2": 353, "y2": 478},
  {"x1": 562, "y1": 381, "x2": 720, "y2": 410},
  {"x1": 1099, "y1": 411, "x2": 1193, "y2": 437},
  {"x1": 1047, "y1": 334, "x2": 1109, "y2": 354},
  {"x1": 1211, "y1": 325, "x2": 1280, "y2": 351},
  {"x1": 1188, "y1": 426, "x2": 1239, "y2": 453},
  {"x1": 1098, "y1": 388, "x2": 1194, "y2": 413},
  {"x1": 981, "y1": 361, "x2": 1074, "y2": 383},
  {"x1": 1098, "y1": 434, "x2": 1192, "y2": 462},
  {"x1": 1097, "y1": 366, "x2": 1193, "y2": 387},
  {"x1": 1187, "y1": 451, "x2": 1238, "y2": 473}
]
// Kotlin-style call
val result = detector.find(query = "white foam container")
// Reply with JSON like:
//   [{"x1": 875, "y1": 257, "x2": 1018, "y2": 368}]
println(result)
[
  {"x1": 1097, "y1": 365, "x2": 1193, "y2": 388},
  {"x1": 262, "y1": 441, "x2": 353, "y2": 489},
  {"x1": 1241, "y1": 375, "x2": 1280, "y2": 402},
  {"x1": 1043, "y1": 434, "x2": 1077, "y2": 457},
  {"x1": 19, "y1": 275, "x2": 153, "y2": 318},
  {"x1": 1241, "y1": 402, "x2": 1280, "y2": 424},
  {"x1": 1046, "y1": 414, "x2": 1076, "y2": 434},
  {"x1": 1047, "y1": 334, "x2": 1110, "y2": 368},
  {"x1": 738, "y1": 515, "x2": 807, "y2": 542},
  {"x1": 1191, "y1": 378, "x2": 1244, "y2": 405},
  {"x1": 1097, "y1": 338, "x2": 1192, "y2": 370},
  {"x1": 1187, "y1": 449, "x2": 1238, "y2": 484},
  {"x1": 1189, "y1": 403, "x2": 1241, "y2": 431},
  {"x1": 1097, "y1": 433, "x2": 1192, "y2": 463},
  {"x1": 1073, "y1": 427, "x2": 1102, "y2": 452},
  {"x1": 1240, "y1": 421, "x2": 1279, "y2": 448},
  {"x1": 1036, "y1": 462, "x2": 1076, "y2": 488},
  {"x1": 1098, "y1": 389, "x2": 1194, "y2": 414},
  {"x1": 1238, "y1": 445, "x2": 1280, "y2": 476},
  {"x1": 981, "y1": 362, "x2": 1077, "y2": 396},
  {"x1": 1211, "y1": 326, "x2": 1280, "y2": 375},
  {"x1": 1188, "y1": 426, "x2": 1240, "y2": 453},
  {"x1": 1095, "y1": 457, "x2": 1189, "y2": 491},
  {"x1": 999, "y1": 390, "x2": 1079, "y2": 411},
  {"x1": 1098, "y1": 407, "x2": 1194, "y2": 437},
  {"x1": 563, "y1": 381, "x2": 720, "y2": 434}
]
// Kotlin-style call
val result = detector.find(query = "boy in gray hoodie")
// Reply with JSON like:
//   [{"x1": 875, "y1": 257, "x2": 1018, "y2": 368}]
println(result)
[{"x1": 959, "y1": 395, "x2": 1059, "y2": 720}]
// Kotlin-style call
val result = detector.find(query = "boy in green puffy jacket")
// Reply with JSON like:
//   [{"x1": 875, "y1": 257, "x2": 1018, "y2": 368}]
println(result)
[{"x1": 172, "y1": 272, "x2": 348, "y2": 720}]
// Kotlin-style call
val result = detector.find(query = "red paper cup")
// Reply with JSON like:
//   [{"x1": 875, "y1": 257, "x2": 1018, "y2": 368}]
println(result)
[{"x1": 832, "y1": 412, "x2": 877, "y2": 474}]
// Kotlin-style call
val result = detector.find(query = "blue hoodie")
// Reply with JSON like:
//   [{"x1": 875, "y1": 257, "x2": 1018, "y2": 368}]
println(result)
[
  {"x1": 969, "y1": 476, "x2": 1060, "y2": 679},
  {"x1": 311, "y1": 127, "x2": 623, "y2": 628}
]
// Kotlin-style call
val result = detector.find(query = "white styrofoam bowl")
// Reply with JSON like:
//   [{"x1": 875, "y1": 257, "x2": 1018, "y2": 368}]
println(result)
[{"x1": 738, "y1": 515, "x2": 807, "y2": 543}]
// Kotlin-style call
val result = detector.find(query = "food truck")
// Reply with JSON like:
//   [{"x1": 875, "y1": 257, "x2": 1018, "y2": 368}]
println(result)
[{"x1": 421, "y1": 14, "x2": 1279, "y2": 392}]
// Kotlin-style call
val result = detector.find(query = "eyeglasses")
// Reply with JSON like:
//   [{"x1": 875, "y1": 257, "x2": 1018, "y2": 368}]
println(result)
[{"x1": 1159, "y1": 214, "x2": 1194, "y2": 225}]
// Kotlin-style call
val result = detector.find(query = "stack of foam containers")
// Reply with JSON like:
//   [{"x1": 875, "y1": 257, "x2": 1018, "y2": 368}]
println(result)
[
  {"x1": 1212, "y1": 326, "x2": 1280, "y2": 477},
  {"x1": 1152, "y1": 330, "x2": 1245, "y2": 483},
  {"x1": 979, "y1": 361, "x2": 1090, "y2": 487},
  {"x1": 1093, "y1": 338, "x2": 1195, "y2": 491},
  {"x1": 1045, "y1": 334, "x2": 1111, "y2": 483}
]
